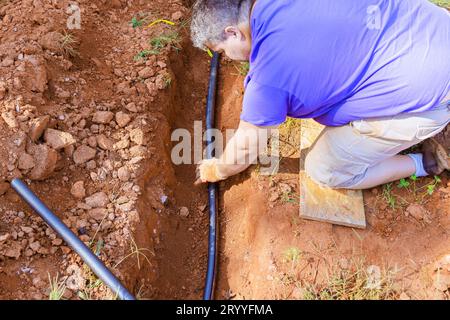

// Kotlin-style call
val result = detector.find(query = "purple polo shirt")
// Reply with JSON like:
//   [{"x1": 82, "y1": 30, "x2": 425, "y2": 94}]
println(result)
[{"x1": 241, "y1": 0, "x2": 450, "y2": 127}]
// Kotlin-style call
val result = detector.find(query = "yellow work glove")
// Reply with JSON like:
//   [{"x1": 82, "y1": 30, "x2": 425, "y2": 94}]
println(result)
[{"x1": 194, "y1": 158, "x2": 227, "y2": 185}]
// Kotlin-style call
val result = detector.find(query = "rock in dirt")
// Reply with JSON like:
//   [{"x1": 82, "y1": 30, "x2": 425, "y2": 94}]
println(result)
[
  {"x1": 18, "y1": 153, "x2": 35, "y2": 170},
  {"x1": 138, "y1": 67, "x2": 155, "y2": 79},
  {"x1": 29, "y1": 145, "x2": 58, "y2": 180},
  {"x1": 433, "y1": 254, "x2": 450, "y2": 291},
  {"x1": 44, "y1": 128, "x2": 76, "y2": 150},
  {"x1": 29, "y1": 241, "x2": 41, "y2": 252},
  {"x1": 125, "y1": 102, "x2": 138, "y2": 113},
  {"x1": 88, "y1": 208, "x2": 107, "y2": 221},
  {"x1": 85, "y1": 192, "x2": 108, "y2": 208},
  {"x1": 115, "y1": 111, "x2": 131, "y2": 128},
  {"x1": 130, "y1": 128, "x2": 145, "y2": 145},
  {"x1": 92, "y1": 111, "x2": 114, "y2": 124},
  {"x1": 73, "y1": 145, "x2": 96, "y2": 164},
  {"x1": 129, "y1": 145, "x2": 146, "y2": 157},
  {"x1": 117, "y1": 166, "x2": 130, "y2": 182},
  {"x1": 406, "y1": 204, "x2": 431, "y2": 223},
  {"x1": 66, "y1": 264, "x2": 84, "y2": 291},
  {"x1": 71, "y1": 181, "x2": 86, "y2": 199},
  {"x1": 52, "y1": 238, "x2": 63, "y2": 246},
  {"x1": 97, "y1": 134, "x2": 114, "y2": 151},
  {"x1": 179, "y1": 207, "x2": 189, "y2": 217},
  {"x1": 269, "y1": 192, "x2": 279, "y2": 203},
  {"x1": 29, "y1": 115, "x2": 50, "y2": 142},
  {"x1": 4, "y1": 241, "x2": 21, "y2": 259},
  {"x1": 0, "y1": 233, "x2": 10, "y2": 243},
  {"x1": 1, "y1": 111, "x2": 18, "y2": 128},
  {"x1": 39, "y1": 31, "x2": 63, "y2": 53},
  {"x1": 172, "y1": 11, "x2": 184, "y2": 21}
]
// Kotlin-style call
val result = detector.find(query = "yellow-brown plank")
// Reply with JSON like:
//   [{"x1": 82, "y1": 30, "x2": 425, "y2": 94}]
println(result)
[{"x1": 299, "y1": 119, "x2": 366, "y2": 229}]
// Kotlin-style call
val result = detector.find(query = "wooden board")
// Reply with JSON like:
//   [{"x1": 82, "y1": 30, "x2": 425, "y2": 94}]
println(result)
[{"x1": 299, "y1": 119, "x2": 366, "y2": 229}]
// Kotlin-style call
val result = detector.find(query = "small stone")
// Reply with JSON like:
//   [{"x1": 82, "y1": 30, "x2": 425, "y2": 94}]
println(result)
[
  {"x1": 92, "y1": 111, "x2": 114, "y2": 124},
  {"x1": 29, "y1": 241, "x2": 41, "y2": 252},
  {"x1": 29, "y1": 145, "x2": 58, "y2": 181},
  {"x1": 85, "y1": 192, "x2": 109, "y2": 208},
  {"x1": 86, "y1": 160, "x2": 96, "y2": 170},
  {"x1": 64, "y1": 144, "x2": 75, "y2": 157},
  {"x1": 87, "y1": 136, "x2": 97, "y2": 148},
  {"x1": 52, "y1": 238, "x2": 63, "y2": 246},
  {"x1": 61, "y1": 246, "x2": 71, "y2": 254},
  {"x1": 269, "y1": 193, "x2": 279, "y2": 203},
  {"x1": 125, "y1": 102, "x2": 138, "y2": 113},
  {"x1": 114, "y1": 138, "x2": 129, "y2": 150},
  {"x1": 406, "y1": 204, "x2": 431, "y2": 223},
  {"x1": 129, "y1": 145, "x2": 146, "y2": 157},
  {"x1": 138, "y1": 67, "x2": 155, "y2": 79},
  {"x1": 29, "y1": 116, "x2": 50, "y2": 142},
  {"x1": 44, "y1": 128, "x2": 76, "y2": 150},
  {"x1": 115, "y1": 112, "x2": 131, "y2": 128},
  {"x1": 130, "y1": 128, "x2": 145, "y2": 145},
  {"x1": 0, "y1": 233, "x2": 10, "y2": 242},
  {"x1": 4, "y1": 242, "x2": 21, "y2": 259},
  {"x1": 39, "y1": 31, "x2": 64, "y2": 52},
  {"x1": 18, "y1": 153, "x2": 35, "y2": 170},
  {"x1": 117, "y1": 166, "x2": 130, "y2": 182},
  {"x1": 171, "y1": 11, "x2": 183, "y2": 21},
  {"x1": 71, "y1": 181, "x2": 85, "y2": 199},
  {"x1": 88, "y1": 208, "x2": 108, "y2": 221},
  {"x1": 73, "y1": 145, "x2": 96, "y2": 164},
  {"x1": 179, "y1": 207, "x2": 189, "y2": 217},
  {"x1": 37, "y1": 247, "x2": 49, "y2": 255},
  {"x1": 20, "y1": 226, "x2": 33, "y2": 234},
  {"x1": 1, "y1": 111, "x2": 18, "y2": 128},
  {"x1": 96, "y1": 135, "x2": 114, "y2": 151}
]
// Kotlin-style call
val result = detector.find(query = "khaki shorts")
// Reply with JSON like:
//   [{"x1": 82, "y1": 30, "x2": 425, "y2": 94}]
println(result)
[{"x1": 305, "y1": 96, "x2": 450, "y2": 189}]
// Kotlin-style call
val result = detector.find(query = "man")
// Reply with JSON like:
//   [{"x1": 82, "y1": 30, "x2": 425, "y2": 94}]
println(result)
[{"x1": 192, "y1": 0, "x2": 450, "y2": 189}]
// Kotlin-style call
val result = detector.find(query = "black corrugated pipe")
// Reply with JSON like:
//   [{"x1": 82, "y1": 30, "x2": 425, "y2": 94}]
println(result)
[
  {"x1": 203, "y1": 51, "x2": 220, "y2": 300},
  {"x1": 10, "y1": 178, "x2": 136, "y2": 300}
]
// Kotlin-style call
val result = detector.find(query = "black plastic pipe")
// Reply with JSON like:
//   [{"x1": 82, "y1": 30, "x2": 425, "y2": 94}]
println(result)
[
  {"x1": 10, "y1": 178, "x2": 135, "y2": 300},
  {"x1": 203, "y1": 52, "x2": 220, "y2": 300}
]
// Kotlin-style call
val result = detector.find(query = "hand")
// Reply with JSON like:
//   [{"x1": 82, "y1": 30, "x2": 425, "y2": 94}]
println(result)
[{"x1": 194, "y1": 158, "x2": 227, "y2": 186}]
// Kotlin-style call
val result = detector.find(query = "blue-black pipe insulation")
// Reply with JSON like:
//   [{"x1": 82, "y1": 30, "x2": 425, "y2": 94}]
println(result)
[
  {"x1": 10, "y1": 178, "x2": 135, "y2": 300},
  {"x1": 203, "y1": 52, "x2": 220, "y2": 300}
]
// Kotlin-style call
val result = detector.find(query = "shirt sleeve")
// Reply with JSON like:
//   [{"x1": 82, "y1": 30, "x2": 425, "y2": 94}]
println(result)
[{"x1": 241, "y1": 80, "x2": 289, "y2": 127}]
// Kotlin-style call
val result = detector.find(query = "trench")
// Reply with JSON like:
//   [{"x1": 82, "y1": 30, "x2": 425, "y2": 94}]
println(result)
[{"x1": 132, "y1": 38, "x2": 215, "y2": 299}]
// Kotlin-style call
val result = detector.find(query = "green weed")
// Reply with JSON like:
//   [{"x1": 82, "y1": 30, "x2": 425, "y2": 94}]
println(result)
[
  {"x1": 130, "y1": 16, "x2": 148, "y2": 29},
  {"x1": 382, "y1": 183, "x2": 396, "y2": 209},
  {"x1": 48, "y1": 273, "x2": 66, "y2": 300}
]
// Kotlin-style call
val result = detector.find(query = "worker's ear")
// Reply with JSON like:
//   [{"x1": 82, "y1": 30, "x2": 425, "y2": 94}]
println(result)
[{"x1": 224, "y1": 26, "x2": 244, "y2": 41}]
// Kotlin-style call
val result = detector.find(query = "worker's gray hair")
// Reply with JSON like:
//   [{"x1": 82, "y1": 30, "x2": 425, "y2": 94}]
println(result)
[{"x1": 191, "y1": 0, "x2": 253, "y2": 49}]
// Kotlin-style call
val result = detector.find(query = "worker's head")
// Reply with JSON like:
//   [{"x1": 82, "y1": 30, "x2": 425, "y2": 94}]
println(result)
[{"x1": 191, "y1": 0, "x2": 253, "y2": 61}]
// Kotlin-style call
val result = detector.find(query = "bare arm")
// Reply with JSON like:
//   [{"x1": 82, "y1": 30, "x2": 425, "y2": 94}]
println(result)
[{"x1": 195, "y1": 120, "x2": 277, "y2": 184}]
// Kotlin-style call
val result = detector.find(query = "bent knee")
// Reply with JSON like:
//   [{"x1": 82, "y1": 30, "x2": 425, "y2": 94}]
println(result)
[
  {"x1": 304, "y1": 154, "x2": 359, "y2": 189},
  {"x1": 305, "y1": 153, "x2": 336, "y2": 188}
]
